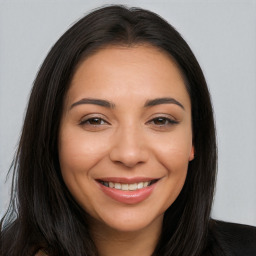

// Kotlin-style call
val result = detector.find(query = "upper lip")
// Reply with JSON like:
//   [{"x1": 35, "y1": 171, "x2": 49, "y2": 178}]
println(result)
[{"x1": 96, "y1": 177, "x2": 159, "y2": 184}]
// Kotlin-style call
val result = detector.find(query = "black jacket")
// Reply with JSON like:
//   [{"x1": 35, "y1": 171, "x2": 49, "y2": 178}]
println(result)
[
  {"x1": 204, "y1": 220, "x2": 256, "y2": 256},
  {"x1": 1, "y1": 219, "x2": 255, "y2": 255}
]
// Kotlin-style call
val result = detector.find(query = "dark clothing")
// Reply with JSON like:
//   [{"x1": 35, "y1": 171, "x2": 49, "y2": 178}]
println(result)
[
  {"x1": 1, "y1": 219, "x2": 256, "y2": 255},
  {"x1": 204, "y1": 220, "x2": 256, "y2": 256}
]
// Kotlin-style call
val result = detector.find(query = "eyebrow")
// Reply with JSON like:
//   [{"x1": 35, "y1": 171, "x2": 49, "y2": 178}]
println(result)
[
  {"x1": 70, "y1": 98, "x2": 115, "y2": 109},
  {"x1": 70, "y1": 97, "x2": 184, "y2": 110},
  {"x1": 144, "y1": 97, "x2": 185, "y2": 110}
]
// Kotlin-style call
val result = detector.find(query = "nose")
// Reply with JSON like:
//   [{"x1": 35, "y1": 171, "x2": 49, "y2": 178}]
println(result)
[{"x1": 109, "y1": 125, "x2": 149, "y2": 168}]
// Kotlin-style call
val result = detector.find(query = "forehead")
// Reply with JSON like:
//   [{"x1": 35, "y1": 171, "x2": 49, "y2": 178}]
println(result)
[{"x1": 65, "y1": 44, "x2": 190, "y2": 109}]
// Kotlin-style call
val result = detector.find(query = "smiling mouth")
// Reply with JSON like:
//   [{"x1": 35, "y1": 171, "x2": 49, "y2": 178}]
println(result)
[{"x1": 97, "y1": 179, "x2": 158, "y2": 191}]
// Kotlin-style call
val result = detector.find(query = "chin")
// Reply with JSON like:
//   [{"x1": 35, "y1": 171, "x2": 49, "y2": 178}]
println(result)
[{"x1": 89, "y1": 205, "x2": 165, "y2": 233}]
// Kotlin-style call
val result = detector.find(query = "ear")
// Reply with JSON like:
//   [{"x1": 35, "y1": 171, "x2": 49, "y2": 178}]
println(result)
[{"x1": 189, "y1": 145, "x2": 195, "y2": 161}]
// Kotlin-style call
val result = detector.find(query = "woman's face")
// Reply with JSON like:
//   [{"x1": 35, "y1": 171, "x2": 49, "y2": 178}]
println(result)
[{"x1": 59, "y1": 45, "x2": 194, "y2": 232}]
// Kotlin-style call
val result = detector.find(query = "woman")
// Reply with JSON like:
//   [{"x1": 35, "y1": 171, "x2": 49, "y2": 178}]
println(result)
[{"x1": 1, "y1": 5, "x2": 255, "y2": 256}]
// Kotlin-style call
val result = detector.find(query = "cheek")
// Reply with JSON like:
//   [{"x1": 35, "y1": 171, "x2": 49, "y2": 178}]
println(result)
[
  {"x1": 149, "y1": 128, "x2": 192, "y2": 207},
  {"x1": 58, "y1": 128, "x2": 110, "y2": 199},
  {"x1": 58, "y1": 129, "x2": 108, "y2": 213},
  {"x1": 59, "y1": 128, "x2": 106, "y2": 170},
  {"x1": 151, "y1": 129, "x2": 193, "y2": 172}
]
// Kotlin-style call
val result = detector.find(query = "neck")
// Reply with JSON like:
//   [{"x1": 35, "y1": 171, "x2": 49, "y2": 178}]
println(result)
[{"x1": 89, "y1": 215, "x2": 163, "y2": 256}]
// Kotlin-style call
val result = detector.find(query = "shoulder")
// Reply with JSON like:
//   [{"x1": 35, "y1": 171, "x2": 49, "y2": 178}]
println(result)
[{"x1": 206, "y1": 219, "x2": 256, "y2": 256}]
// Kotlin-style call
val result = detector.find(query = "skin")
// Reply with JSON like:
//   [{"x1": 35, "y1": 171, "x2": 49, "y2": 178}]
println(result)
[{"x1": 58, "y1": 44, "x2": 194, "y2": 256}]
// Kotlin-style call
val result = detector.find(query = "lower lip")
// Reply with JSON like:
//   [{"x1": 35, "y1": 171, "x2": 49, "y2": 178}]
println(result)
[{"x1": 98, "y1": 182, "x2": 157, "y2": 204}]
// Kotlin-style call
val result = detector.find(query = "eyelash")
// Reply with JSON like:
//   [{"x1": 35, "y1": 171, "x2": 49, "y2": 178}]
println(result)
[
  {"x1": 147, "y1": 117, "x2": 178, "y2": 127},
  {"x1": 79, "y1": 117, "x2": 109, "y2": 126},
  {"x1": 79, "y1": 116, "x2": 178, "y2": 129}
]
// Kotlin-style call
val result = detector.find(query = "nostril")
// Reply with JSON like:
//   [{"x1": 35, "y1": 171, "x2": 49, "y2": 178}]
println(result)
[
  {"x1": 109, "y1": 148, "x2": 148, "y2": 168},
  {"x1": 113, "y1": 159, "x2": 146, "y2": 168}
]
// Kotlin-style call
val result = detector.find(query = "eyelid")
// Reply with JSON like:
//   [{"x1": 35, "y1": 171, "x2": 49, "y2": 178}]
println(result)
[
  {"x1": 146, "y1": 114, "x2": 179, "y2": 127},
  {"x1": 147, "y1": 113, "x2": 178, "y2": 122},
  {"x1": 79, "y1": 113, "x2": 110, "y2": 125}
]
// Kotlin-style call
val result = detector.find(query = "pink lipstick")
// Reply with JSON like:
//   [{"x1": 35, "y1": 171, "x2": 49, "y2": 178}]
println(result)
[{"x1": 96, "y1": 177, "x2": 158, "y2": 204}]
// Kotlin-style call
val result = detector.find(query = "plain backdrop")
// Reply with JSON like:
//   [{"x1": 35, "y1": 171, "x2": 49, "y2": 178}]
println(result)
[{"x1": 0, "y1": 0, "x2": 255, "y2": 226}]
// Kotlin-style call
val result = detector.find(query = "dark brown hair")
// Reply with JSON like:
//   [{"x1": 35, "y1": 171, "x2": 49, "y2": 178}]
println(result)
[{"x1": 1, "y1": 5, "x2": 217, "y2": 256}]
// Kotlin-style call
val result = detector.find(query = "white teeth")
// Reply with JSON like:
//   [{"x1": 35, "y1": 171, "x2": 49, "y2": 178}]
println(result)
[
  {"x1": 129, "y1": 183, "x2": 137, "y2": 190},
  {"x1": 114, "y1": 183, "x2": 121, "y2": 189},
  {"x1": 143, "y1": 181, "x2": 149, "y2": 187},
  {"x1": 121, "y1": 184, "x2": 129, "y2": 191},
  {"x1": 101, "y1": 181, "x2": 153, "y2": 191},
  {"x1": 138, "y1": 182, "x2": 144, "y2": 189}
]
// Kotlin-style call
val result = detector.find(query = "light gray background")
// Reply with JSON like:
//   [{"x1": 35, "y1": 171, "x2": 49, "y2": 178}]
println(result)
[{"x1": 0, "y1": 0, "x2": 256, "y2": 226}]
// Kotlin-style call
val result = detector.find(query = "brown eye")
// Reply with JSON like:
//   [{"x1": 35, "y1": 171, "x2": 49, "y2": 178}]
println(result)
[
  {"x1": 88, "y1": 118, "x2": 104, "y2": 125},
  {"x1": 80, "y1": 118, "x2": 108, "y2": 126},
  {"x1": 150, "y1": 117, "x2": 178, "y2": 126},
  {"x1": 152, "y1": 117, "x2": 169, "y2": 126}
]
